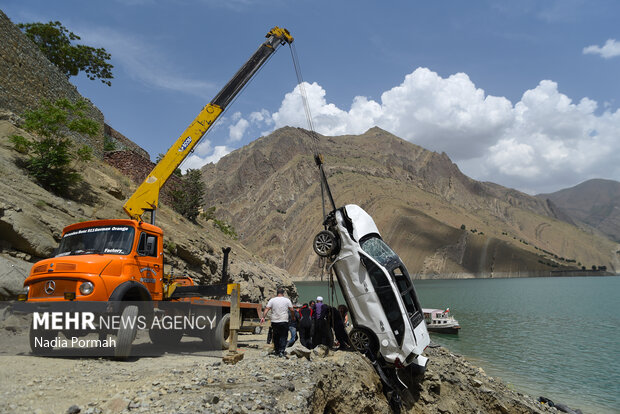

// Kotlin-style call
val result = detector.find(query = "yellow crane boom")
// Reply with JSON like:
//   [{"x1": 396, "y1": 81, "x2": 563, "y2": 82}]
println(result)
[{"x1": 123, "y1": 27, "x2": 293, "y2": 222}]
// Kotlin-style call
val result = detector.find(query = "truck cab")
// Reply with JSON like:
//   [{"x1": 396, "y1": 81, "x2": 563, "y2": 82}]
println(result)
[{"x1": 23, "y1": 219, "x2": 163, "y2": 303}]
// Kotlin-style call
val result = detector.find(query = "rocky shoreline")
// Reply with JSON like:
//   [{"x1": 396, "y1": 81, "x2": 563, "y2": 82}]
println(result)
[{"x1": 0, "y1": 324, "x2": 567, "y2": 414}]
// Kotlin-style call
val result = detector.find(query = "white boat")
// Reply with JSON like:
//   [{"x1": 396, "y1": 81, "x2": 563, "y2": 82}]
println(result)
[{"x1": 423, "y1": 308, "x2": 461, "y2": 334}]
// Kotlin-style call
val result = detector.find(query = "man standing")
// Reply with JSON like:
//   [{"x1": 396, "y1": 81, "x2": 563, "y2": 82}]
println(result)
[
  {"x1": 286, "y1": 306, "x2": 299, "y2": 348},
  {"x1": 261, "y1": 287, "x2": 294, "y2": 357},
  {"x1": 312, "y1": 296, "x2": 331, "y2": 347},
  {"x1": 297, "y1": 303, "x2": 313, "y2": 348}
]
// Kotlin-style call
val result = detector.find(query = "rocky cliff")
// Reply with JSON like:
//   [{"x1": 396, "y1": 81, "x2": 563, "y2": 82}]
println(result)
[
  {"x1": 0, "y1": 119, "x2": 296, "y2": 302},
  {"x1": 202, "y1": 126, "x2": 619, "y2": 278},
  {"x1": 0, "y1": 10, "x2": 105, "y2": 157}
]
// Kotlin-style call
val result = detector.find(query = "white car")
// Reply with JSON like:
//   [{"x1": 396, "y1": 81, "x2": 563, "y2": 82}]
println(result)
[{"x1": 313, "y1": 204, "x2": 430, "y2": 373}]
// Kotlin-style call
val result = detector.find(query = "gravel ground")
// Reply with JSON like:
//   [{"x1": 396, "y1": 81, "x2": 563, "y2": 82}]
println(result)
[{"x1": 0, "y1": 322, "x2": 564, "y2": 414}]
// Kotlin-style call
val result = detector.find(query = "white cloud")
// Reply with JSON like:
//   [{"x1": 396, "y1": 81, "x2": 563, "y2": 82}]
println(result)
[
  {"x1": 225, "y1": 109, "x2": 274, "y2": 143},
  {"x1": 178, "y1": 138, "x2": 231, "y2": 171},
  {"x1": 479, "y1": 80, "x2": 620, "y2": 192},
  {"x1": 75, "y1": 26, "x2": 214, "y2": 97},
  {"x1": 254, "y1": 68, "x2": 620, "y2": 194},
  {"x1": 249, "y1": 109, "x2": 273, "y2": 125},
  {"x1": 270, "y1": 70, "x2": 514, "y2": 159},
  {"x1": 583, "y1": 39, "x2": 620, "y2": 59},
  {"x1": 228, "y1": 112, "x2": 249, "y2": 142}
]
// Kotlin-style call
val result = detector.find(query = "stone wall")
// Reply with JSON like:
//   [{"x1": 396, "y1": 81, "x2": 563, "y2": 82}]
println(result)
[
  {"x1": 104, "y1": 123, "x2": 150, "y2": 159},
  {"x1": 0, "y1": 10, "x2": 105, "y2": 157},
  {"x1": 104, "y1": 150, "x2": 181, "y2": 206}
]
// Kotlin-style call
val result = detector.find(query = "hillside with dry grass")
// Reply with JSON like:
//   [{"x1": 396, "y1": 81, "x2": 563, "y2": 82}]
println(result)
[{"x1": 201, "y1": 126, "x2": 619, "y2": 279}]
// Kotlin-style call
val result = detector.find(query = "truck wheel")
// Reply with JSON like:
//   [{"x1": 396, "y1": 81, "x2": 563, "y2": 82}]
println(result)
[
  {"x1": 114, "y1": 305, "x2": 138, "y2": 360},
  {"x1": 349, "y1": 328, "x2": 378, "y2": 356},
  {"x1": 149, "y1": 326, "x2": 183, "y2": 347},
  {"x1": 29, "y1": 323, "x2": 57, "y2": 356},
  {"x1": 214, "y1": 313, "x2": 230, "y2": 350},
  {"x1": 313, "y1": 230, "x2": 339, "y2": 257}
]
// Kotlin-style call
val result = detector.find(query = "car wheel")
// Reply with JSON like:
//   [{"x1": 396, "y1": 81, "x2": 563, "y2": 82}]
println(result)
[
  {"x1": 114, "y1": 305, "x2": 138, "y2": 360},
  {"x1": 313, "y1": 230, "x2": 339, "y2": 257},
  {"x1": 349, "y1": 328, "x2": 378, "y2": 356}
]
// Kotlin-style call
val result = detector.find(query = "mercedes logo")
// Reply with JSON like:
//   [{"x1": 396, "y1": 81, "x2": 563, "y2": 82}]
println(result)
[{"x1": 44, "y1": 280, "x2": 55, "y2": 295}]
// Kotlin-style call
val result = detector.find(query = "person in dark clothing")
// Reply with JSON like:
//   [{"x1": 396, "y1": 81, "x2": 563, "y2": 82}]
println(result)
[
  {"x1": 312, "y1": 296, "x2": 332, "y2": 347},
  {"x1": 333, "y1": 305, "x2": 351, "y2": 350},
  {"x1": 286, "y1": 306, "x2": 299, "y2": 347},
  {"x1": 338, "y1": 305, "x2": 349, "y2": 326},
  {"x1": 297, "y1": 303, "x2": 313, "y2": 348}
]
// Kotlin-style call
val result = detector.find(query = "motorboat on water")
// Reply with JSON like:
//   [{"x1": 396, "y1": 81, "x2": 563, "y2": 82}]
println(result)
[{"x1": 423, "y1": 308, "x2": 461, "y2": 334}]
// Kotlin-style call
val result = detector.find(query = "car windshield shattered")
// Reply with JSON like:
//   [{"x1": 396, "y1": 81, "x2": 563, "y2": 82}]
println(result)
[
  {"x1": 55, "y1": 226, "x2": 135, "y2": 256},
  {"x1": 360, "y1": 236, "x2": 398, "y2": 267}
]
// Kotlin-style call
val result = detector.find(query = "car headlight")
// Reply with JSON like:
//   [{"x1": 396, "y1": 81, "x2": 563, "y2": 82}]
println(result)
[
  {"x1": 23, "y1": 286, "x2": 30, "y2": 295},
  {"x1": 79, "y1": 281, "x2": 94, "y2": 295}
]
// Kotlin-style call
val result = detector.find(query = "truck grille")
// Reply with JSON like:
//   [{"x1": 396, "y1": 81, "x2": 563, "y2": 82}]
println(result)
[{"x1": 30, "y1": 279, "x2": 77, "y2": 298}]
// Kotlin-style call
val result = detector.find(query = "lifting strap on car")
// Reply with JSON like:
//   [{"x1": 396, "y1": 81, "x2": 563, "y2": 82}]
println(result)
[{"x1": 288, "y1": 43, "x2": 337, "y2": 227}]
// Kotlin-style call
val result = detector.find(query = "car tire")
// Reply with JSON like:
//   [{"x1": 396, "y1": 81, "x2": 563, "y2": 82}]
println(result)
[
  {"x1": 114, "y1": 305, "x2": 138, "y2": 360},
  {"x1": 313, "y1": 230, "x2": 339, "y2": 257},
  {"x1": 349, "y1": 328, "x2": 378, "y2": 356}
]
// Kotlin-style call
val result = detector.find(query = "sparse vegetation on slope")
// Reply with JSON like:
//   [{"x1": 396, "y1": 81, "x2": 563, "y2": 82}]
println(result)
[{"x1": 8, "y1": 98, "x2": 98, "y2": 197}]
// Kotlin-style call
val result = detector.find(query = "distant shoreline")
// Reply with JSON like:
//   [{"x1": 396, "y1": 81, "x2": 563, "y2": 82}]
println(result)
[{"x1": 293, "y1": 272, "x2": 618, "y2": 282}]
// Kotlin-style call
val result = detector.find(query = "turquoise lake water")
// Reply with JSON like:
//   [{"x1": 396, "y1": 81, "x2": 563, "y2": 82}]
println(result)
[{"x1": 295, "y1": 276, "x2": 620, "y2": 413}]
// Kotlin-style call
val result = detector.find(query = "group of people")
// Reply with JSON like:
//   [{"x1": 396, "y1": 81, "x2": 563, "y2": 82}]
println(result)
[{"x1": 261, "y1": 288, "x2": 352, "y2": 357}]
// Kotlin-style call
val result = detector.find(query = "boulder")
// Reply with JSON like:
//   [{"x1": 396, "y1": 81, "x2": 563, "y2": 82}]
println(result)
[{"x1": 0, "y1": 253, "x2": 31, "y2": 299}]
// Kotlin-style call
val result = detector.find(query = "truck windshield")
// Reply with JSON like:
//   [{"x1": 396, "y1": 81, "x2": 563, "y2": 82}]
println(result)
[
  {"x1": 360, "y1": 236, "x2": 398, "y2": 267},
  {"x1": 55, "y1": 226, "x2": 135, "y2": 256}
]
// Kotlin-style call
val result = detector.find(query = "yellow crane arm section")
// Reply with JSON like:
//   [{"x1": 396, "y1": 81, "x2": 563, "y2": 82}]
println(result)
[
  {"x1": 123, "y1": 27, "x2": 293, "y2": 222},
  {"x1": 123, "y1": 104, "x2": 222, "y2": 221}
]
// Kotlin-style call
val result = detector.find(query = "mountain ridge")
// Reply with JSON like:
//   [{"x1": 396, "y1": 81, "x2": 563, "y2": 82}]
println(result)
[
  {"x1": 538, "y1": 178, "x2": 620, "y2": 242},
  {"x1": 201, "y1": 126, "x2": 619, "y2": 278}
]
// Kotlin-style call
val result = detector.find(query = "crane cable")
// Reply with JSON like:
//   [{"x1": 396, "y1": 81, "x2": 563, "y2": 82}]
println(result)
[
  {"x1": 289, "y1": 44, "x2": 339, "y2": 322},
  {"x1": 288, "y1": 43, "x2": 337, "y2": 227}
]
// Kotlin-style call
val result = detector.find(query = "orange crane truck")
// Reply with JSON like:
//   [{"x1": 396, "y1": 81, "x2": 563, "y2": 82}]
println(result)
[{"x1": 14, "y1": 27, "x2": 294, "y2": 359}]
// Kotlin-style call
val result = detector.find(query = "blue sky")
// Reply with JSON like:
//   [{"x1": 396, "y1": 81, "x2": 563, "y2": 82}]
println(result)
[{"x1": 2, "y1": 0, "x2": 620, "y2": 194}]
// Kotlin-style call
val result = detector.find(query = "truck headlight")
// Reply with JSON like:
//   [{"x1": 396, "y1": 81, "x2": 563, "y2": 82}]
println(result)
[{"x1": 79, "y1": 281, "x2": 94, "y2": 295}]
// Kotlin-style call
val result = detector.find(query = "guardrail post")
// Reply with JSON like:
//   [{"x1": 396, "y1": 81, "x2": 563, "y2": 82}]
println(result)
[{"x1": 223, "y1": 283, "x2": 243, "y2": 364}]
